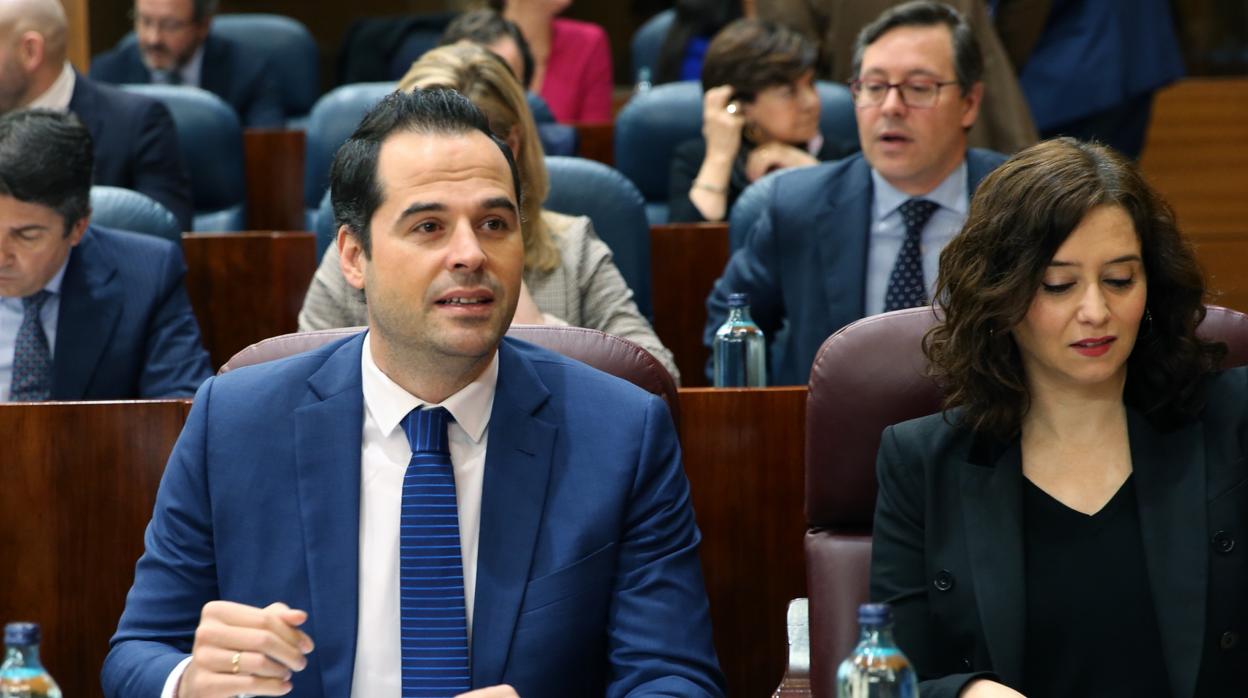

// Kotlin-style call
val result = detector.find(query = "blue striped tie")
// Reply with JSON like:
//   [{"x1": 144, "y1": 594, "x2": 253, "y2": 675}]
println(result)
[{"x1": 399, "y1": 407, "x2": 471, "y2": 697}]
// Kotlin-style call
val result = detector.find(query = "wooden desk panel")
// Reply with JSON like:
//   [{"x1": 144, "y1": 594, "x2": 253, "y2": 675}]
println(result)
[
  {"x1": 574, "y1": 122, "x2": 615, "y2": 166},
  {"x1": 0, "y1": 400, "x2": 191, "y2": 698},
  {"x1": 679, "y1": 386, "x2": 807, "y2": 698},
  {"x1": 244, "y1": 129, "x2": 307, "y2": 232},
  {"x1": 652, "y1": 223, "x2": 731, "y2": 387},
  {"x1": 183, "y1": 231, "x2": 317, "y2": 368}
]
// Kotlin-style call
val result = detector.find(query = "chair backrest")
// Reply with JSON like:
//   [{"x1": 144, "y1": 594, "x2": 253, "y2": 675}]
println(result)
[
  {"x1": 304, "y1": 83, "x2": 395, "y2": 211},
  {"x1": 213, "y1": 14, "x2": 320, "y2": 119},
  {"x1": 802, "y1": 304, "x2": 1248, "y2": 695},
  {"x1": 219, "y1": 325, "x2": 680, "y2": 424},
  {"x1": 630, "y1": 9, "x2": 675, "y2": 83},
  {"x1": 90, "y1": 186, "x2": 181, "y2": 243},
  {"x1": 613, "y1": 80, "x2": 702, "y2": 226},
  {"x1": 544, "y1": 156, "x2": 652, "y2": 318},
  {"x1": 121, "y1": 84, "x2": 245, "y2": 231},
  {"x1": 615, "y1": 80, "x2": 859, "y2": 227}
]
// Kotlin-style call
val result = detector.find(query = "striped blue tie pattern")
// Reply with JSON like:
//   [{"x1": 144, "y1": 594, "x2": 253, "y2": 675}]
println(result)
[
  {"x1": 399, "y1": 407, "x2": 471, "y2": 697},
  {"x1": 10, "y1": 290, "x2": 52, "y2": 402}
]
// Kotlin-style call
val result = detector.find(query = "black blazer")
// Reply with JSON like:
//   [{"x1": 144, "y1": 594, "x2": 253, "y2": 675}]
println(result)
[
  {"x1": 90, "y1": 34, "x2": 285, "y2": 128},
  {"x1": 871, "y1": 370, "x2": 1248, "y2": 698},
  {"x1": 68, "y1": 74, "x2": 193, "y2": 231},
  {"x1": 52, "y1": 225, "x2": 212, "y2": 399}
]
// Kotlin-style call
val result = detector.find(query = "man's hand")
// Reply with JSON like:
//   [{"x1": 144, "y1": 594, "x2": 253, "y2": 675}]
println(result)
[
  {"x1": 744, "y1": 141, "x2": 819, "y2": 181},
  {"x1": 178, "y1": 601, "x2": 315, "y2": 698},
  {"x1": 456, "y1": 686, "x2": 521, "y2": 697}
]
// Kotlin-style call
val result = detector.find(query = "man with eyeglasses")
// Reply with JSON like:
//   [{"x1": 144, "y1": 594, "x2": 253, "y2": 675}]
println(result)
[
  {"x1": 91, "y1": 0, "x2": 284, "y2": 128},
  {"x1": 703, "y1": 1, "x2": 1006, "y2": 386}
]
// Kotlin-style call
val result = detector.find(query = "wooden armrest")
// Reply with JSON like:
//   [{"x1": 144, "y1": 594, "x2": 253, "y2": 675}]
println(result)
[{"x1": 773, "y1": 598, "x2": 812, "y2": 697}]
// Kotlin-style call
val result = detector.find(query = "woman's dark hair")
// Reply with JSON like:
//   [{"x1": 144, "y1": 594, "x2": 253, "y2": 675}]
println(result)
[
  {"x1": 925, "y1": 138, "x2": 1225, "y2": 437},
  {"x1": 440, "y1": 9, "x2": 535, "y2": 89},
  {"x1": 653, "y1": 0, "x2": 742, "y2": 84},
  {"x1": 700, "y1": 19, "x2": 816, "y2": 104}
]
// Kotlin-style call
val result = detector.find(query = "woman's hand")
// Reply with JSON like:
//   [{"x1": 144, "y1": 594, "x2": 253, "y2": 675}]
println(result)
[
  {"x1": 744, "y1": 141, "x2": 819, "y2": 181},
  {"x1": 701, "y1": 84, "x2": 745, "y2": 161},
  {"x1": 960, "y1": 679, "x2": 1027, "y2": 697}
]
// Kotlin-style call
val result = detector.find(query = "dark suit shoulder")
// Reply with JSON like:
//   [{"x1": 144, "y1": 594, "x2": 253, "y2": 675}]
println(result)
[
  {"x1": 502, "y1": 336, "x2": 660, "y2": 411},
  {"x1": 72, "y1": 75, "x2": 168, "y2": 123},
  {"x1": 89, "y1": 42, "x2": 147, "y2": 84},
  {"x1": 879, "y1": 409, "x2": 983, "y2": 486},
  {"x1": 771, "y1": 151, "x2": 868, "y2": 199},
  {"x1": 88, "y1": 224, "x2": 178, "y2": 256}
]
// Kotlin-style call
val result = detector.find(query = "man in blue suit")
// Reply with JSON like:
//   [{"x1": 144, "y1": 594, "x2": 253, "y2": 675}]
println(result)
[
  {"x1": 0, "y1": 109, "x2": 211, "y2": 401},
  {"x1": 0, "y1": 0, "x2": 192, "y2": 230},
  {"x1": 103, "y1": 89, "x2": 724, "y2": 698},
  {"x1": 704, "y1": 2, "x2": 1006, "y2": 385},
  {"x1": 91, "y1": 0, "x2": 285, "y2": 128}
]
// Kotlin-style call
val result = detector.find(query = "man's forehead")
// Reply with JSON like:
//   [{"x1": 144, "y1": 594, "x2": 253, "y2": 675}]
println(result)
[
  {"x1": 136, "y1": 0, "x2": 194, "y2": 17},
  {"x1": 862, "y1": 24, "x2": 955, "y2": 72},
  {"x1": 375, "y1": 129, "x2": 515, "y2": 199}
]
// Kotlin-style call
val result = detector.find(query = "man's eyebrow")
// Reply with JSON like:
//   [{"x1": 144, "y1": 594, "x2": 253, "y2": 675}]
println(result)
[
  {"x1": 482, "y1": 196, "x2": 517, "y2": 214},
  {"x1": 1048, "y1": 254, "x2": 1143, "y2": 267},
  {"x1": 395, "y1": 202, "x2": 445, "y2": 222}
]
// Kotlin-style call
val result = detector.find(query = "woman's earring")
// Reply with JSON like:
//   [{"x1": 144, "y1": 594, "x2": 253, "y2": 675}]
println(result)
[{"x1": 1141, "y1": 308, "x2": 1153, "y2": 335}]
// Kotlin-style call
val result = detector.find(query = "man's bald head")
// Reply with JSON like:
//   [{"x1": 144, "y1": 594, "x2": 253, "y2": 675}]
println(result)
[{"x1": 0, "y1": 0, "x2": 67, "y2": 112}]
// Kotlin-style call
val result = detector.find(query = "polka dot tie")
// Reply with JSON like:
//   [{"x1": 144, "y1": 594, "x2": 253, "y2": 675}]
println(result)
[
  {"x1": 883, "y1": 198, "x2": 939, "y2": 312},
  {"x1": 399, "y1": 406, "x2": 471, "y2": 697},
  {"x1": 10, "y1": 290, "x2": 52, "y2": 402}
]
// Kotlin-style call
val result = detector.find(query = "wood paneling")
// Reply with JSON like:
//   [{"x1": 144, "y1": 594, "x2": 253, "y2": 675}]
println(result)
[
  {"x1": 244, "y1": 129, "x2": 308, "y2": 232},
  {"x1": 679, "y1": 386, "x2": 808, "y2": 698},
  {"x1": 651, "y1": 223, "x2": 730, "y2": 387},
  {"x1": 575, "y1": 122, "x2": 614, "y2": 165},
  {"x1": 62, "y1": 0, "x2": 90, "y2": 71},
  {"x1": 0, "y1": 400, "x2": 191, "y2": 698},
  {"x1": 182, "y1": 231, "x2": 317, "y2": 368}
]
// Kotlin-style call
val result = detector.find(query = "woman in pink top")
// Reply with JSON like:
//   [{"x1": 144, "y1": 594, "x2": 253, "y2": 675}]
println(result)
[{"x1": 493, "y1": 0, "x2": 614, "y2": 123}]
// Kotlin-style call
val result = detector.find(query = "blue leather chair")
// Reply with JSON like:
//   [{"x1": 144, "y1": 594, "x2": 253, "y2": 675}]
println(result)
[
  {"x1": 544, "y1": 156, "x2": 652, "y2": 318},
  {"x1": 122, "y1": 84, "x2": 245, "y2": 232},
  {"x1": 630, "y1": 9, "x2": 675, "y2": 84},
  {"x1": 213, "y1": 14, "x2": 320, "y2": 124},
  {"x1": 90, "y1": 186, "x2": 182, "y2": 244},
  {"x1": 303, "y1": 82, "x2": 394, "y2": 224},
  {"x1": 313, "y1": 156, "x2": 654, "y2": 318},
  {"x1": 616, "y1": 80, "x2": 859, "y2": 226}
]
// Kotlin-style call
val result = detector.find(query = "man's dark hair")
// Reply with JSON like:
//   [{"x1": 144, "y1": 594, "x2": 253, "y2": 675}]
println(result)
[
  {"x1": 440, "y1": 9, "x2": 535, "y2": 89},
  {"x1": 0, "y1": 110, "x2": 93, "y2": 236},
  {"x1": 330, "y1": 88, "x2": 522, "y2": 256},
  {"x1": 850, "y1": 1, "x2": 983, "y2": 91},
  {"x1": 191, "y1": 0, "x2": 218, "y2": 22}
]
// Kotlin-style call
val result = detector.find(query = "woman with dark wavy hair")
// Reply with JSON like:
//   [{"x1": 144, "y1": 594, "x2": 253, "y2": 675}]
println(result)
[{"x1": 870, "y1": 138, "x2": 1245, "y2": 698}]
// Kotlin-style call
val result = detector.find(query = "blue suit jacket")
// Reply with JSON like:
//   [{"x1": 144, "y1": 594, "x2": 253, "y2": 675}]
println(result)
[
  {"x1": 53, "y1": 225, "x2": 211, "y2": 399},
  {"x1": 102, "y1": 335, "x2": 725, "y2": 697},
  {"x1": 68, "y1": 74, "x2": 193, "y2": 231},
  {"x1": 704, "y1": 149, "x2": 1006, "y2": 386},
  {"x1": 90, "y1": 34, "x2": 285, "y2": 129}
]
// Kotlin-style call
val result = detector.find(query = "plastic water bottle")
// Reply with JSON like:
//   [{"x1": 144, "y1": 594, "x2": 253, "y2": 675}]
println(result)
[
  {"x1": 712, "y1": 292, "x2": 766, "y2": 387},
  {"x1": 836, "y1": 604, "x2": 918, "y2": 698},
  {"x1": 0, "y1": 623, "x2": 61, "y2": 698},
  {"x1": 634, "y1": 66, "x2": 653, "y2": 94}
]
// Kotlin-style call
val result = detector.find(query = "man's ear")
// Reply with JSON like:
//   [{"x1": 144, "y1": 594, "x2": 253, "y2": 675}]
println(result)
[
  {"x1": 67, "y1": 216, "x2": 89, "y2": 246},
  {"x1": 960, "y1": 81, "x2": 984, "y2": 130},
  {"x1": 338, "y1": 225, "x2": 367, "y2": 291},
  {"x1": 16, "y1": 31, "x2": 45, "y2": 73}
]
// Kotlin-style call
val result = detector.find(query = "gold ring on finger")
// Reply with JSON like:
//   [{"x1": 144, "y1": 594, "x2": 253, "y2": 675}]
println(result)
[{"x1": 231, "y1": 650, "x2": 242, "y2": 675}]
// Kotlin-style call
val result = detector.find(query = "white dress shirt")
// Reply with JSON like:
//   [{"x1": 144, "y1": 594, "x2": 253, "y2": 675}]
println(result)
[
  {"x1": 27, "y1": 61, "x2": 75, "y2": 112},
  {"x1": 161, "y1": 333, "x2": 498, "y2": 698},
  {"x1": 865, "y1": 160, "x2": 970, "y2": 316},
  {"x1": 0, "y1": 260, "x2": 68, "y2": 402}
]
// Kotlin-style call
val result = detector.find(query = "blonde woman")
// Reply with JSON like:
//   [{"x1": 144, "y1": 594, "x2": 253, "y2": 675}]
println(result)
[{"x1": 298, "y1": 42, "x2": 679, "y2": 381}]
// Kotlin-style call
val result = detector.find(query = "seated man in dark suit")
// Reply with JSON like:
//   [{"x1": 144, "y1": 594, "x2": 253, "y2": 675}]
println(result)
[
  {"x1": 704, "y1": 1, "x2": 1007, "y2": 385},
  {"x1": 90, "y1": 0, "x2": 285, "y2": 128},
  {"x1": 103, "y1": 89, "x2": 724, "y2": 698},
  {"x1": 0, "y1": 110, "x2": 211, "y2": 401},
  {"x1": 0, "y1": 0, "x2": 192, "y2": 231}
]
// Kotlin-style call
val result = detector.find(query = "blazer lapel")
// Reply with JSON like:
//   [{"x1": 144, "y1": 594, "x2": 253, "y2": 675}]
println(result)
[
  {"x1": 293, "y1": 334, "x2": 366, "y2": 698},
  {"x1": 1129, "y1": 409, "x2": 1207, "y2": 698},
  {"x1": 52, "y1": 229, "x2": 121, "y2": 399},
  {"x1": 814, "y1": 156, "x2": 874, "y2": 319},
  {"x1": 197, "y1": 36, "x2": 229, "y2": 98},
  {"x1": 959, "y1": 438, "x2": 1026, "y2": 685},
  {"x1": 470, "y1": 340, "x2": 556, "y2": 686}
]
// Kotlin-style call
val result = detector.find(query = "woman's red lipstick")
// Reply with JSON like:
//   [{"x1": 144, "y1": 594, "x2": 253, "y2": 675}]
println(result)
[{"x1": 1071, "y1": 336, "x2": 1115, "y2": 357}]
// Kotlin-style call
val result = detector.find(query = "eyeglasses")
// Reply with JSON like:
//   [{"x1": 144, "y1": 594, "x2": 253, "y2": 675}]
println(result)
[
  {"x1": 849, "y1": 79, "x2": 958, "y2": 109},
  {"x1": 130, "y1": 10, "x2": 193, "y2": 34}
]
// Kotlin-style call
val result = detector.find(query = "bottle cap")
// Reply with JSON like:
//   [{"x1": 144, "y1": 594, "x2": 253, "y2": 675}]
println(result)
[
  {"x1": 4, "y1": 622, "x2": 39, "y2": 645},
  {"x1": 857, "y1": 603, "x2": 892, "y2": 626},
  {"x1": 727, "y1": 292, "x2": 750, "y2": 308}
]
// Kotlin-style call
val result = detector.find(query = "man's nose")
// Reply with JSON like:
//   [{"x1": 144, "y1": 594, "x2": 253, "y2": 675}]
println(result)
[{"x1": 446, "y1": 220, "x2": 486, "y2": 271}]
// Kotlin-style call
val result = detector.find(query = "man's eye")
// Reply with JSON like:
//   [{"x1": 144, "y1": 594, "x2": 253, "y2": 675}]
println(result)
[
  {"x1": 905, "y1": 82, "x2": 936, "y2": 95},
  {"x1": 415, "y1": 221, "x2": 439, "y2": 233},
  {"x1": 482, "y1": 218, "x2": 509, "y2": 231},
  {"x1": 863, "y1": 82, "x2": 889, "y2": 96}
]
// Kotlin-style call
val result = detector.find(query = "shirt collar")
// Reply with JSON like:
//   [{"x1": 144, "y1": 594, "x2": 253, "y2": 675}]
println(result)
[
  {"x1": 360, "y1": 332, "x2": 498, "y2": 444},
  {"x1": 27, "y1": 62, "x2": 75, "y2": 112},
  {"x1": 871, "y1": 159, "x2": 969, "y2": 221}
]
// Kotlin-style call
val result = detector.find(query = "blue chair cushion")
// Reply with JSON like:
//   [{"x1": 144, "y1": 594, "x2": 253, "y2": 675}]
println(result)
[
  {"x1": 90, "y1": 186, "x2": 181, "y2": 244},
  {"x1": 213, "y1": 14, "x2": 320, "y2": 118},
  {"x1": 304, "y1": 83, "x2": 395, "y2": 210},
  {"x1": 630, "y1": 9, "x2": 675, "y2": 83}
]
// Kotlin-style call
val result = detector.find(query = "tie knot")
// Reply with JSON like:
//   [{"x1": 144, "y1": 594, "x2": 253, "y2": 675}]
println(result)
[
  {"x1": 401, "y1": 406, "x2": 452, "y2": 455},
  {"x1": 22, "y1": 290, "x2": 50, "y2": 313},
  {"x1": 898, "y1": 198, "x2": 939, "y2": 236}
]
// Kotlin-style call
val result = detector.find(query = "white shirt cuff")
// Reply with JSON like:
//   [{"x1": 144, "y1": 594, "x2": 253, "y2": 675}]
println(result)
[{"x1": 161, "y1": 656, "x2": 193, "y2": 698}]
